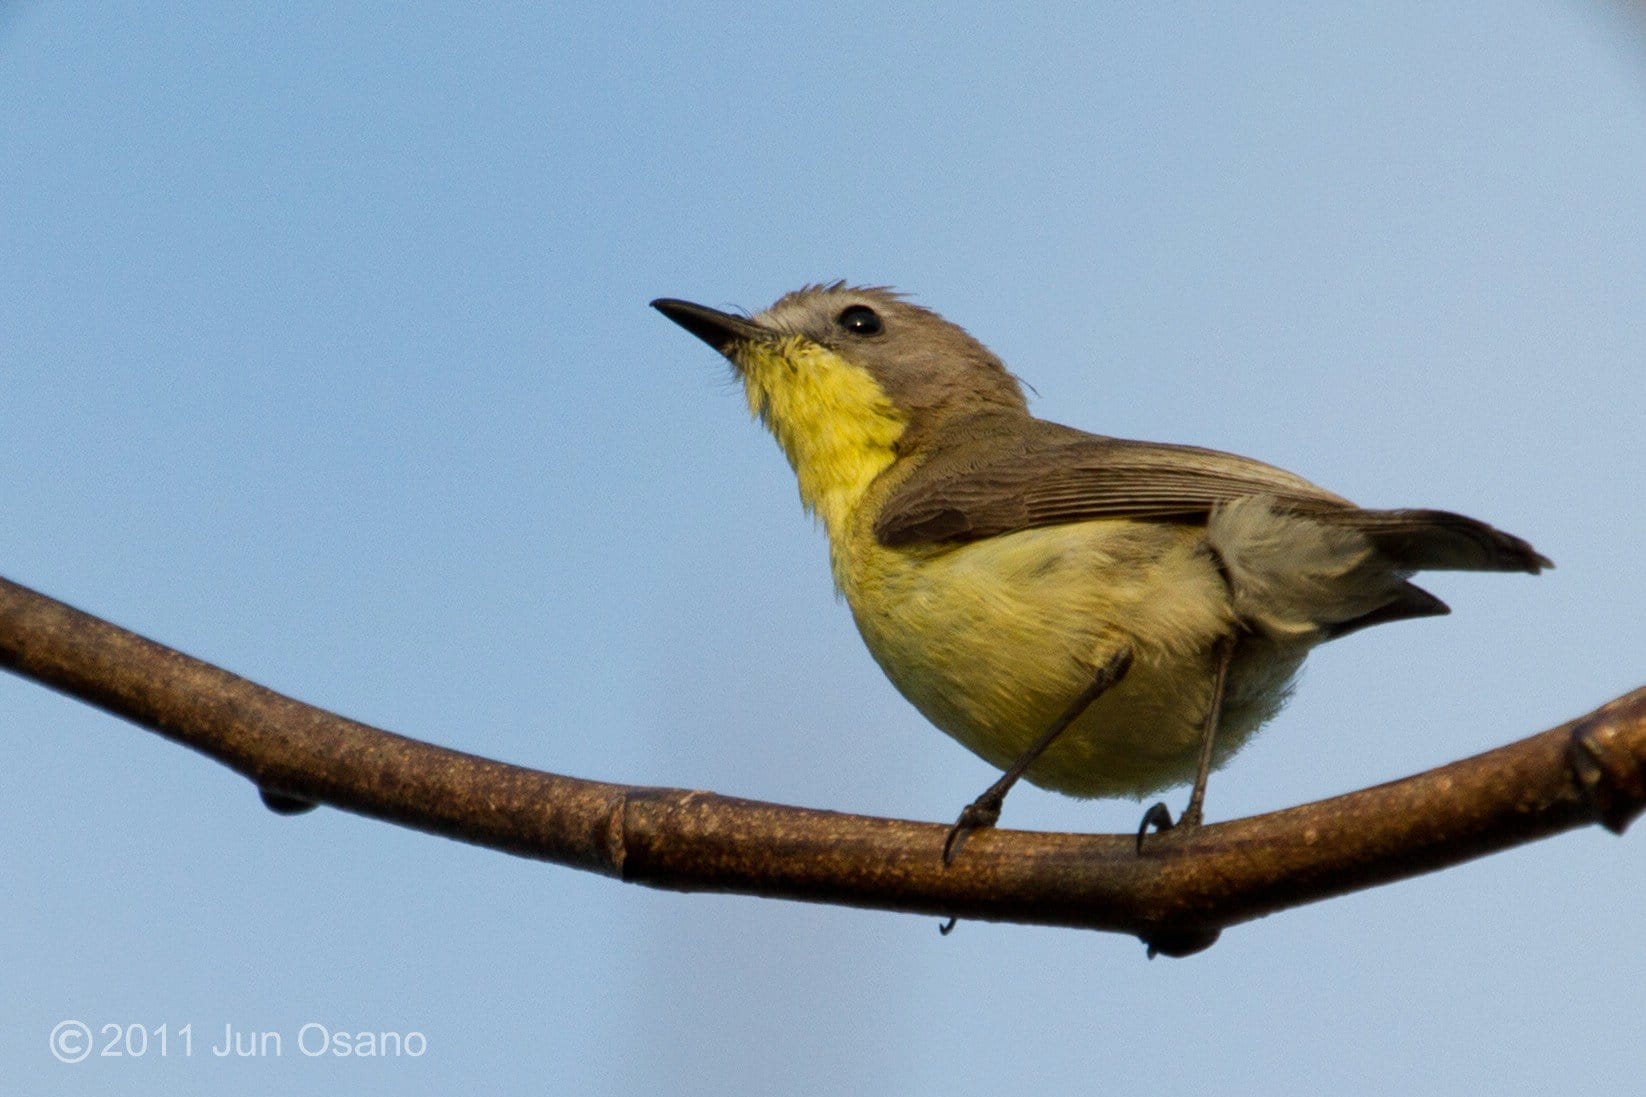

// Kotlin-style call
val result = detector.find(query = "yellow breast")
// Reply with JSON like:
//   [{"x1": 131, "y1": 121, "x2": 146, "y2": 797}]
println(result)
[{"x1": 837, "y1": 511, "x2": 1262, "y2": 797}]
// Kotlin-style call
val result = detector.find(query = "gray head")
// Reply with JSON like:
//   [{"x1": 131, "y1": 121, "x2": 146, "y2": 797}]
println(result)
[{"x1": 652, "y1": 284, "x2": 1029, "y2": 436}]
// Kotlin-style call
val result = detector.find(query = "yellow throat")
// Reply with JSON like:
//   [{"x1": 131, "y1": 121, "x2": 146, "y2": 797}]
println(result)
[{"x1": 733, "y1": 337, "x2": 907, "y2": 543}]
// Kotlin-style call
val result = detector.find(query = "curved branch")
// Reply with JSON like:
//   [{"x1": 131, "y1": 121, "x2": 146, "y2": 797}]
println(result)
[{"x1": 2, "y1": 573, "x2": 1641, "y2": 953}]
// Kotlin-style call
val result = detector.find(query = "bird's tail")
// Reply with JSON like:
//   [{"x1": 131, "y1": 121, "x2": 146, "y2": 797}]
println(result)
[{"x1": 1313, "y1": 508, "x2": 1551, "y2": 574}]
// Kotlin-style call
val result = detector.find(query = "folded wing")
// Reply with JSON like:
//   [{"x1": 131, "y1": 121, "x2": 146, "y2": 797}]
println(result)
[{"x1": 874, "y1": 414, "x2": 1549, "y2": 575}]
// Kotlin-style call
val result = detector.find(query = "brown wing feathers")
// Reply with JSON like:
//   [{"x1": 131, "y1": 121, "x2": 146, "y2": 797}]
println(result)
[{"x1": 875, "y1": 419, "x2": 1549, "y2": 576}]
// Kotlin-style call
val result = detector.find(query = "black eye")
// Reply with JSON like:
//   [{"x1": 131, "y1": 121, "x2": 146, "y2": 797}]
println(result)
[{"x1": 836, "y1": 304, "x2": 883, "y2": 336}]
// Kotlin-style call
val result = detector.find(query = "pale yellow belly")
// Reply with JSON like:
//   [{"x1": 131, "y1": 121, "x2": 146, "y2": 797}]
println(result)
[{"x1": 836, "y1": 518, "x2": 1303, "y2": 799}]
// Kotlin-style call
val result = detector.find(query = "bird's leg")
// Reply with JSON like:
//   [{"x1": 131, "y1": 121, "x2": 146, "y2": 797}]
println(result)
[
  {"x1": 1180, "y1": 633, "x2": 1236, "y2": 827},
  {"x1": 942, "y1": 646, "x2": 1133, "y2": 865},
  {"x1": 1137, "y1": 633, "x2": 1236, "y2": 851}
]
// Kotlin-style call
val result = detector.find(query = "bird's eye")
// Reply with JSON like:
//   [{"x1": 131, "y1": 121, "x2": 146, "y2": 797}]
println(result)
[{"x1": 836, "y1": 304, "x2": 883, "y2": 336}]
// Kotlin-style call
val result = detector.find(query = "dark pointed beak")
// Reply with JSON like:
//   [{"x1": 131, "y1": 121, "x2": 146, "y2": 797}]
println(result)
[{"x1": 651, "y1": 298, "x2": 775, "y2": 354}]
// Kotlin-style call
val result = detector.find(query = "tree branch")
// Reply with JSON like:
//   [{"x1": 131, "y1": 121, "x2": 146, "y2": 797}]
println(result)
[{"x1": 2, "y1": 573, "x2": 1641, "y2": 954}]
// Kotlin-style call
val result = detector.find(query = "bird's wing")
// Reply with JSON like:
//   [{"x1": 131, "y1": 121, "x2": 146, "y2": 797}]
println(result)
[
  {"x1": 873, "y1": 418, "x2": 1353, "y2": 546},
  {"x1": 873, "y1": 416, "x2": 1549, "y2": 575}
]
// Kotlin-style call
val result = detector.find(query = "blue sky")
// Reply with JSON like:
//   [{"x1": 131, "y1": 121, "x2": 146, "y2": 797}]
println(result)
[{"x1": 3, "y1": 3, "x2": 1643, "y2": 1094}]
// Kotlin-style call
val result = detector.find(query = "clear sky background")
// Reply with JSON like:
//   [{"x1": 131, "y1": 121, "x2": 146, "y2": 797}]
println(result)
[{"x1": 3, "y1": 3, "x2": 1643, "y2": 1094}]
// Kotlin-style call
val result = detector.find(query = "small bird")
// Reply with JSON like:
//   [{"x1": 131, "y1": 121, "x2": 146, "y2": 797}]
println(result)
[{"x1": 653, "y1": 284, "x2": 1549, "y2": 860}]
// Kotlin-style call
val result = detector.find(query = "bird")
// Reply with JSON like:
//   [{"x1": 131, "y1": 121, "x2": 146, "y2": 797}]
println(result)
[{"x1": 652, "y1": 284, "x2": 1549, "y2": 862}]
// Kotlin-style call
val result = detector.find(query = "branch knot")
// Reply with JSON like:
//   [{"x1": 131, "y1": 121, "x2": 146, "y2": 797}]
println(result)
[{"x1": 1567, "y1": 691, "x2": 1646, "y2": 835}]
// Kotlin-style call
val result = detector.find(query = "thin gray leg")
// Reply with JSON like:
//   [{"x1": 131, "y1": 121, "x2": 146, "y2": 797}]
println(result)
[
  {"x1": 941, "y1": 646, "x2": 1134, "y2": 865},
  {"x1": 1180, "y1": 634, "x2": 1236, "y2": 829},
  {"x1": 1137, "y1": 634, "x2": 1236, "y2": 851}
]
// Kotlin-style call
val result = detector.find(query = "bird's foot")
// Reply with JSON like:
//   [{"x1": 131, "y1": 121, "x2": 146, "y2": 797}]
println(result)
[
  {"x1": 1135, "y1": 800, "x2": 1204, "y2": 853},
  {"x1": 941, "y1": 797, "x2": 1003, "y2": 866}
]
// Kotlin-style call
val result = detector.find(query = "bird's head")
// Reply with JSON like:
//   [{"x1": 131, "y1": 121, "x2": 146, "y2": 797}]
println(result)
[{"x1": 653, "y1": 284, "x2": 1026, "y2": 462}]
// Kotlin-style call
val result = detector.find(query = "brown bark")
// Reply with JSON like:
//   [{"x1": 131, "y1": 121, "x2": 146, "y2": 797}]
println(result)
[{"x1": 2, "y1": 574, "x2": 1640, "y2": 955}]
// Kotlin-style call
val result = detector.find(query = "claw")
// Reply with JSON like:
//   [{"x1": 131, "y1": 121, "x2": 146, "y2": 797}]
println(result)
[
  {"x1": 941, "y1": 799, "x2": 1002, "y2": 865},
  {"x1": 1136, "y1": 801, "x2": 1174, "y2": 853}
]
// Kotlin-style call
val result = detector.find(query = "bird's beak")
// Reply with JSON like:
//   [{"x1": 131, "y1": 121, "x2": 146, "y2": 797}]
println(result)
[{"x1": 651, "y1": 298, "x2": 775, "y2": 354}]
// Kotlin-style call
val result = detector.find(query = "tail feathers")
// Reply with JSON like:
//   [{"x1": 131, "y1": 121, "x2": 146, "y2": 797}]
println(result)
[
  {"x1": 1315, "y1": 508, "x2": 1551, "y2": 574},
  {"x1": 1324, "y1": 580, "x2": 1449, "y2": 640}
]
